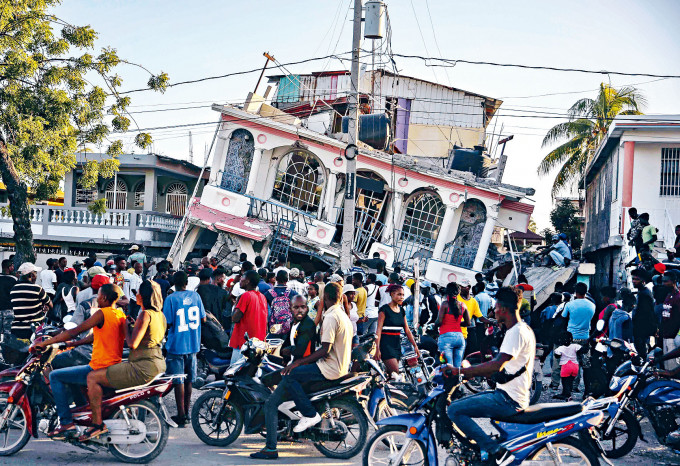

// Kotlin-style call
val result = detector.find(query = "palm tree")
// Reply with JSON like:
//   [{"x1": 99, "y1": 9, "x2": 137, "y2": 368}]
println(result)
[{"x1": 538, "y1": 83, "x2": 646, "y2": 197}]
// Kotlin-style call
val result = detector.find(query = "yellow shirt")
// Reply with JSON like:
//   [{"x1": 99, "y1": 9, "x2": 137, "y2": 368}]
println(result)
[
  {"x1": 355, "y1": 286, "x2": 367, "y2": 318},
  {"x1": 457, "y1": 295, "x2": 481, "y2": 339}
]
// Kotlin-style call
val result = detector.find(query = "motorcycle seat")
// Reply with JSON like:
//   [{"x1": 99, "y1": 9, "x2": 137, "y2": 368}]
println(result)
[
  {"x1": 492, "y1": 402, "x2": 583, "y2": 424},
  {"x1": 301, "y1": 372, "x2": 357, "y2": 393},
  {"x1": 204, "y1": 350, "x2": 232, "y2": 366}
]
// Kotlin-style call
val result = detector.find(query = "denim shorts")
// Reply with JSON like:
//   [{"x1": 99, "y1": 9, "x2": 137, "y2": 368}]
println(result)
[{"x1": 165, "y1": 353, "x2": 197, "y2": 385}]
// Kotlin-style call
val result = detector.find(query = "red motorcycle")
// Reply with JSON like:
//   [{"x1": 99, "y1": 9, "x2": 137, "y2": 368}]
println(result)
[{"x1": 0, "y1": 343, "x2": 179, "y2": 463}]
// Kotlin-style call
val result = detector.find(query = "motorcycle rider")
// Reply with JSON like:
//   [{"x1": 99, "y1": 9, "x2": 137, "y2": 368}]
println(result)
[
  {"x1": 250, "y1": 282, "x2": 353, "y2": 460},
  {"x1": 280, "y1": 295, "x2": 316, "y2": 363},
  {"x1": 445, "y1": 286, "x2": 535, "y2": 464},
  {"x1": 32, "y1": 284, "x2": 127, "y2": 441}
]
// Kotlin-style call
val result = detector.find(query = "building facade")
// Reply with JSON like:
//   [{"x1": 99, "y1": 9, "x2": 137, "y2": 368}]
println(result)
[
  {"x1": 0, "y1": 153, "x2": 211, "y2": 258},
  {"x1": 584, "y1": 115, "x2": 680, "y2": 288},
  {"x1": 170, "y1": 87, "x2": 535, "y2": 284}
]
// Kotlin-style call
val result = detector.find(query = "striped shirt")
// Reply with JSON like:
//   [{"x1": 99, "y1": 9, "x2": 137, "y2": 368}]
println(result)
[{"x1": 10, "y1": 282, "x2": 50, "y2": 339}]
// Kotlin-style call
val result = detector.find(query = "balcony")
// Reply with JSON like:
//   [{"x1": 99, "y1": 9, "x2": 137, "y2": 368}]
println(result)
[{"x1": 0, "y1": 204, "x2": 181, "y2": 245}]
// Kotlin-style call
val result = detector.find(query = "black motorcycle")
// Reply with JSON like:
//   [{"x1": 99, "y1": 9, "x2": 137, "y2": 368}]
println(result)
[{"x1": 190, "y1": 336, "x2": 370, "y2": 459}]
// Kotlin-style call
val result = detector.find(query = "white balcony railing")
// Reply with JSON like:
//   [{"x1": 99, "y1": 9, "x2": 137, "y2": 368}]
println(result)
[{"x1": 0, "y1": 204, "x2": 181, "y2": 243}]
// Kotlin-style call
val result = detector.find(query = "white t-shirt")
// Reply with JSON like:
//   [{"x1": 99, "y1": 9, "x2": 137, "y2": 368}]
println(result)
[
  {"x1": 272, "y1": 266, "x2": 290, "y2": 276},
  {"x1": 555, "y1": 343, "x2": 581, "y2": 366},
  {"x1": 231, "y1": 282, "x2": 245, "y2": 298},
  {"x1": 498, "y1": 321, "x2": 536, "y2": 409},
  {"x1": 349, "y1": 302, "x2": 359, "y2": 336},
  {"x1": 378, "y1": 285, "x2": 411, "y2": 308},
  {"x1": 365, "y1": 283, "x2": 380, "y2": 319},
  {"x1": 129, "y1": 273, "x2": 142, "y2": 296},
  {"x1": 187, "y1": 276, "x2": 200, "y2": 292},
  {"x1": 39, "y1": 269, "x2": 57, "y2": 294},
  {"x1": 120, "y1": 271, "x2": 133, "y2": 299}
]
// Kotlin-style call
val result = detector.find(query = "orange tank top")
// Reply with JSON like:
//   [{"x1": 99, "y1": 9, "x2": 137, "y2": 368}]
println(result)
[{"x1": 90, "y1": 306, "x2": 126, "y2": 370}]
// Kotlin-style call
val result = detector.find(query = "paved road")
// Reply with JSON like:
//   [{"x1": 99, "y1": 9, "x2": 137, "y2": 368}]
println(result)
[{"x1": 0, "y1": 389, "x2": 677, "y2": 465}]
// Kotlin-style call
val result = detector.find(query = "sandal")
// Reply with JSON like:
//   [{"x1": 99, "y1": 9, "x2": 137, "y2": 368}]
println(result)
[
  {"x1": 78, "y1": 423, "x2": 108, "y2": 441},
  {"x1": 48, "y1": 423, "x2": 78, "y2": 439}
]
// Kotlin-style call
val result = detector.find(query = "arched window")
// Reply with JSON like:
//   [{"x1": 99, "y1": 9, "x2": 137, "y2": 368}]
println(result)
[
  {"x1": 220, "y1": 129, "x2": 254, "y2": 194},
  {"x1": 165, "y1": 182, "x2": 188, "y2": 217},
  {"x1": 444, "y1": 198, "x2": 488, "y2": 268},
  {"x1": 105, "y1": 179, "x2": 128, "y2": 210},
  {"x1": 401, "y1": 191, "x2": 445, "y2": 241},
  {"x1": 271, "y1": 150, "x2": 325, "y2": 216},
  {"x1": 134, "y1": 182, "x2": 145, "y2": 209},
  {"x1": 394, "y1": 191, "x2": 445, "y2": 270}
]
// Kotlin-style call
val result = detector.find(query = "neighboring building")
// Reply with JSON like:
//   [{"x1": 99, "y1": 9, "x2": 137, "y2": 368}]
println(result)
[
  {"x1": 0, "y1": 153, "x2": 212, "y2": 258},
  {"x1": 555, "y1": 196, "x2": 586, "y2": 237},
  {"x1": 583, "y1": 114, "x2": 680, "y2": 288},
  {"x1": 169, "y1": 75, "x2": 536, "y2": 285},
  {"x1": 508, "y1": 230, "x2": 545, "y2": 250}
]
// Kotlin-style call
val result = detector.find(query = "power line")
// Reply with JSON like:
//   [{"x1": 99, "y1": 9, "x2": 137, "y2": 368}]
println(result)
[
  {"x1": 390, "y1": 53, "x2": 680, "y2": 79},
  {"x1": 118, "y1": 52, "x2": 353, "y2": 94}
]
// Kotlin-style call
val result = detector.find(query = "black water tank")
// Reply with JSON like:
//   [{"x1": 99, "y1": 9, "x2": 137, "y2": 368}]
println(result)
[
  {"x1": 341, "y1": 113, "x2": 391, "y2": 151},
  {"x1": 448, "y1": 145, "x2": 492, "y2": 177}
]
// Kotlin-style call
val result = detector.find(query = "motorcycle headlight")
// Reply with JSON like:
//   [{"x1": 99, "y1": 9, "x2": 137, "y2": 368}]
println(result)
[
  {"x1": 609, "y1": 376, "x2": 620, "y2": 390},
  {"x1": 225, "y1": 359, "x2": 245, "y2": 376}
]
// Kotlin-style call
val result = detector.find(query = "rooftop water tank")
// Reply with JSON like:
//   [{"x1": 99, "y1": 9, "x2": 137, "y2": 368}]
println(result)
[
  {"x1": 341, "y1": 113, "x2": 391, "y2": 151},
  {"x1": 448, "y1": 145, "x2": 493, "y2": 177}
]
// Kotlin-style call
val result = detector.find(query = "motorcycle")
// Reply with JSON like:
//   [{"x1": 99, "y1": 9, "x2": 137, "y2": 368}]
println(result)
[
  {"x1": 462, "y1": 325, "x2": 544, "y2": 405},
  {"x1": 191, "y1": 335, "x2": 370, "y2": 459},
  {"x1": 193, "y1": 346, "x2": 232, "y2": 389},
  {"x1": 363, "y1": 365, "x2": 609, "y2": 466},
  {"x1": 0, "y1": 343, "x2": 178, "y2": 463},
  {"x1": 581, "y1": 337, "x2": 680, "y2": 458}
]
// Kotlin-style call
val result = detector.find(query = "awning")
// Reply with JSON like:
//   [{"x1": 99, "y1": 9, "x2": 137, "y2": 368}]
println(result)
[{"x1": 187, "y1": 200, "x2": 271, "y2": 241}]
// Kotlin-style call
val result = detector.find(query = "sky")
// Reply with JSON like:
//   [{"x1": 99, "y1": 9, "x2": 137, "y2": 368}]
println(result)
[{"x1": 53, "y1": 0, "x2": 680, "y2": 230}]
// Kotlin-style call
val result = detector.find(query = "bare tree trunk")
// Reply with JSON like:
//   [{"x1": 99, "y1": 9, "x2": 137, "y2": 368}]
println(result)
[{"x1": 0, "y1": 136, "x2": 36, "y2": 269}]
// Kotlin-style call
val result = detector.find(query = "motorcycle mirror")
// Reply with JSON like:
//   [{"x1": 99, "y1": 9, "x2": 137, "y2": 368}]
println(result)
[
  {"x1": 609, "y1": 339, "x2": 623, "y2": 350},
  {"x1": 461, "y1": 360, "x2": 471, "y2": 369},
  {"x1": 63, "y1": 321, "x2": 77, "y2": 331},
  {"x1": 596, "y1": 319, "x2": 605, "y2": 332}
]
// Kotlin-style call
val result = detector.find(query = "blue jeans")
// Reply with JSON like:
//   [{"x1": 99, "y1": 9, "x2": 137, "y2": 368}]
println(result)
[
  {"x1": 447, "y1": 390, "x2": 521, "y2": 453},
  {"x1": 264, "y1": 364, "x2": 326, "y2": 450},
  {"x1": 438, "y1": 332, "x2": 466, "y2": 367},
  {"x1": 49, "y1": 364, "x2": 93, "y2": 425}
]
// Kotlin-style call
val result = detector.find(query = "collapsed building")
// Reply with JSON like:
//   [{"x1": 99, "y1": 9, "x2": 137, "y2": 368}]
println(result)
[{"x1": 168, "y1": 69, "x2": 536, "y2": 285}]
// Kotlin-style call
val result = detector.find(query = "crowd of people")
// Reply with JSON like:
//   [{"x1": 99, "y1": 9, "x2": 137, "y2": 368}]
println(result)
[{"x1": 0, "y1": 236, "x2": 678, "y2": 461}]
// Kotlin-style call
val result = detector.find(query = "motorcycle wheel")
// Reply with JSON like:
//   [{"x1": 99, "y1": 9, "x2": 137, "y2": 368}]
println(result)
[
  {"x1": 0, "y1": 396, "x2": 30, "y2": 456},
  {"x1": 375, "y1": 398, "x2": 408, "y2": 423},
  {"x1": 313, "y1": 398, "x2": 368, "y2": 459},
  {"x1": 191, "y1": 390, "x2": 243, "y2": 447},
  {"x1": 579, "y1": 408, "x2": 639, "y2": 459},
  {"x1": 108, "y1": 400, "x2": 169, "y2": 464},
  {"x1": 363, "y1": 425, "x2": 428, "y2": 466},
  {"x1": 529, "y1": 436, "x2": 600, "y2": 466}
]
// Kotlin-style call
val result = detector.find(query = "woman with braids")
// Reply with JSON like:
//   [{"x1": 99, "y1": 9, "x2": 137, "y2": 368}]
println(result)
[
  {"x1": 374, "y1": 283, "x2": 420, "y2": 377},
  {"x1": 437, "y1": 282, "x2": 470, "y2": 367}
]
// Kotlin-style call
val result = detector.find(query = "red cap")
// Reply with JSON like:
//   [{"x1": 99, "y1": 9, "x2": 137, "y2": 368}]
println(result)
[
  {"x1": 91, "y1": 274, "x2": 111, "y2": 290},
  {"x1": 63, "y1": 267, "x2": 76, "y2": 273},
  {"x1": 654, "y1": 263, "x2": 667, "y2": 274}
]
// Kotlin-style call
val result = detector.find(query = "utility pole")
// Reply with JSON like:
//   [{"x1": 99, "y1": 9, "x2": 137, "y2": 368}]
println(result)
[
  {"x1": 495, "y1": 134, "x2": 514, "y2": 182},
  {"x1": 341, "y1": 0, "x2": 363, "y2": 271}
]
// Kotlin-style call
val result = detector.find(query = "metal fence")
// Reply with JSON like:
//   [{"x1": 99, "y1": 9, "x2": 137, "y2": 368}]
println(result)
[
  {"x1": 247, "y1": 196, "x2": 316, "y2": 236},
  {"x1": 393, "y1": 229, "x2": 437, "y2": 272},
  {"x1": 441, "y1": 246, "x2": 476, "y2": 269}
]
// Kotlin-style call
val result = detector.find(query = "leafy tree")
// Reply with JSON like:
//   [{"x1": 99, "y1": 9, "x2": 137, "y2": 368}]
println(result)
[
  {"x1": 0, "y1": 0, "x2": 168, "y2": 266},
  {"x1": 528, "y1": 218, "x2": 538, "y2": 233},
  {"x1": 538, "y1": 84, "x2": 645, "y2": 197},
  {"x1": 540, "y1": 227, "x2": 555, "y2": 244},
  {"x1": 550, "y1": 199, "x2": 582, "y2": 250}
]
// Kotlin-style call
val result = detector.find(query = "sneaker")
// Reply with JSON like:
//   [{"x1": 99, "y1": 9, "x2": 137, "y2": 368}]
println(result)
[
  {"x1": 552, "y1": 393, "x2": 567, "y2": 400},
  {"x1": 250, "y1": 449, "x2": 279, "y2": 460},
  {"x1": 171, "y1": 415, "x2": 187, "y2": 428},
  {"x1": 293, "y1": 413, "x2": 322, "y2": 433}
]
